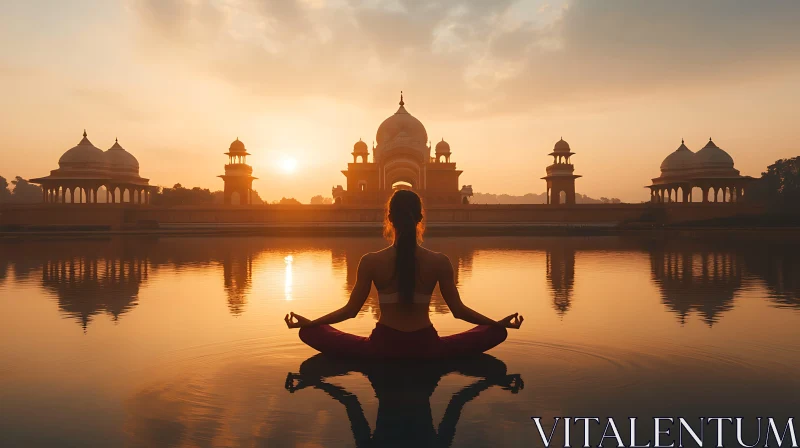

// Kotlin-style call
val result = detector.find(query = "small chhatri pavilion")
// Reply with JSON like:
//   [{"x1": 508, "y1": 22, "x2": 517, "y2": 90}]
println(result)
[
  {"x1": 542, "y1": 138, "x2": 581, "y2": 205},
  {"x1": 218, "y1": 138, "x2": 257, "y2": 205},
  {"x1": 648, "y1": 138, "x2": 754, "y2": 203},
  {"x1": 30, "y1": 130, "x2": 151, "y2": 204}
]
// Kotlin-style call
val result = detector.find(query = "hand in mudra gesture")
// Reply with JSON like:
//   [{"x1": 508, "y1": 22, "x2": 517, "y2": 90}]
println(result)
[
  {"x1": 498, "y1": 313, "x2": 524, "y2": 329},
  {"x1": 285, "y1": 312, "x2": 312, "y2": 329}
]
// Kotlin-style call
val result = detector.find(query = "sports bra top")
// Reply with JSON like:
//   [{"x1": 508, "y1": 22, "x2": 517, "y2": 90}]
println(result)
[{"x1": 378, "y1": 291, "x2": 433, "y2": 305}]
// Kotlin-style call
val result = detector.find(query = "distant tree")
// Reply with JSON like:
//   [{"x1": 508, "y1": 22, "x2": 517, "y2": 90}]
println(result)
[
  {"x1": 252, "y1": 190, "x2": 265, "y2": 204},
  {"x1": 0, "y1": 176, "x2": 11, "y2": 203},
  {"x1": 151, "y1": 183, "x2": 214, "y2": 206},
  {"x1": 747, "y1": 156, "x2": 800, "y2": 208},
  {"x1": 278, "y1": 197, "x2": 301, "y2": 205},
  {"x1": 212, "y1": 190, "x2": 224, "y2": 204},
  {"x1": 310, "y1": 195, "x2": 332, "y2": 204},
  {"x1": 10, "y1": 177, "x2": 43, "y2": 203}
]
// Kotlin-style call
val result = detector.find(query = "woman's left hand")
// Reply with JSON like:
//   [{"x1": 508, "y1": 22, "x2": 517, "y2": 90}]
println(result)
[{"x1": 285, "y1": 312, "x2": 312, "y2": 329}]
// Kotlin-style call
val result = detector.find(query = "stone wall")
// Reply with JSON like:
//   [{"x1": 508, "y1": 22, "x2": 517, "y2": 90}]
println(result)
[{"x1": 0, "y1": 202, "x2": 767, "y2": 231}]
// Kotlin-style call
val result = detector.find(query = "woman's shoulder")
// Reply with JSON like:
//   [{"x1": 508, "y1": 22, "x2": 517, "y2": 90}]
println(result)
[
  {"x1": 360, "y1": 246, "x2": 393, "y2": 263},
  {"x1": 417, "y1": 246, "x2": 450, "y2": 265}
]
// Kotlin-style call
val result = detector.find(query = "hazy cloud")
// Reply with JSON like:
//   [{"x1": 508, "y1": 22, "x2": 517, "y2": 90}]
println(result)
[{"x1": 128, "y1": 0, "x2": 800, "y2": 116}]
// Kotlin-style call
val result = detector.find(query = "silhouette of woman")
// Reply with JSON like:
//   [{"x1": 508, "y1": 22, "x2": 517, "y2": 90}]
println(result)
[
  {"x1": 285, "y1": 189, "x2": 523, "y2": 359},
  {"x1": 285, "y1": 353, "x2": 523, "y2": 447}
]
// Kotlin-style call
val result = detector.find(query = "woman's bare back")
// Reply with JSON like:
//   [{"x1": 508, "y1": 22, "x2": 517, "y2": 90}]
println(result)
[{"x1": 365, "y1": 245, "x2": 449, "y2": 331}]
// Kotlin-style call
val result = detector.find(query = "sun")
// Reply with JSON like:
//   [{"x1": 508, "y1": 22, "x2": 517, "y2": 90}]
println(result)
[{"x1": 279, "y1": 157, "x2": 298, "y2": 174}]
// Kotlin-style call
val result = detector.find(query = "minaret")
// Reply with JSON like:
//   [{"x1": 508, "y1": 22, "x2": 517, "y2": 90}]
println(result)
[
  {"x1": 218, "y1": 138, "x2": 257, "y2": 205},
  {"x1": 542, "y1": 138, "x2": 581, "y2": 205}
]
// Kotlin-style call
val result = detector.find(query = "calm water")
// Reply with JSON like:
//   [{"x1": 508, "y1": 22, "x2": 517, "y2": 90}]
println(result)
[{"x1": 0, "y1": 236, "x2": 799, "y2": 447}]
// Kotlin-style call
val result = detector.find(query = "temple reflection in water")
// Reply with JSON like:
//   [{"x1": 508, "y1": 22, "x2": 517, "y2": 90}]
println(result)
[
  {"x1": 650, "y1": 247, "x2": 741, "y2": 325},
  {"x1": 221, "y1": 253, "x2": 254, "y2": 315},
  {"x1": 1, "y1": 236, "x2": 799, "y2": 330},
  {"x1": 42, "y1": 255, "x2": 148, "y2": 330},
  {"x1": 546, "y1": 246, "x2": 575, "y2": 316}
]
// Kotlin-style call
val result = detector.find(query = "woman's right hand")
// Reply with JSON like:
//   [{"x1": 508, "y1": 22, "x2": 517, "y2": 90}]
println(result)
[
  {"x1": 285, "y1": 312, "x2": 312, "y2": 329},
  {"x1": 498, "y1": 313, "x2": 524, "y2": 329}
]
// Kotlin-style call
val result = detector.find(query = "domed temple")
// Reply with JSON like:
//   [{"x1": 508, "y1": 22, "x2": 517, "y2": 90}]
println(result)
[
  {"x1": 647, "y1": 138, "x2": 754, "y2": 203},
  {"x1": 30, "y1": 130, "x2": 151, "y2": 204},
  {"x1": 332, "y1": 93, "x2": 472, "y2": 205}
]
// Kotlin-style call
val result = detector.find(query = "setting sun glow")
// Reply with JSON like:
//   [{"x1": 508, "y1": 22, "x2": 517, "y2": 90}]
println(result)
[{"x1": 279, "y1": 158, "x2": 298, "y2": 174}]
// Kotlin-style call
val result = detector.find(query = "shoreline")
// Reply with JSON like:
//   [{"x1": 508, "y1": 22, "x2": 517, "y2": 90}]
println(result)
[{"x1": 2, "y1": 221, "x2": 799, "y2": 240}]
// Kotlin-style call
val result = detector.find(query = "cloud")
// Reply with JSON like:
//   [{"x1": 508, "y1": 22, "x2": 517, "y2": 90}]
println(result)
[{"x1": 129, "y1": 0, "x2": 800, "y2": 116}]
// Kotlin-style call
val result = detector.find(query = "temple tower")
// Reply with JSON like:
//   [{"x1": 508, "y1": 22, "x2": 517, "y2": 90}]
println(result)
[
  {"x1": 218, "y1": 138, "x2": 257, "y2": 205},
  {"x1": 542, "y1": 138, "x2": 581, "y2": 205}
]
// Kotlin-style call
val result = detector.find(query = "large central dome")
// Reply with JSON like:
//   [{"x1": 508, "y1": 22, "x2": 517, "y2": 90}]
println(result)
[{"x1": 375, "y1": 94, "x2": 428, "y2": 151}]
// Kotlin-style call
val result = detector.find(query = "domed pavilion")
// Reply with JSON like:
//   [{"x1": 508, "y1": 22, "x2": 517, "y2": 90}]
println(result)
[
  {"x1": 332, "y1": 93, "x2": 468, "y2": 205},
  {"x1": 542, "y1": 138, "x2": 582, "y2": 205},
  {"x1": 218, "y1": 138, "x2": 257, "y2": 205},
  {"x1": 30, "y1": 130, "x2": 151, "y2": 204},
  {"x1": 647, "y1": 138, "x2": 754, "y2": 203}
]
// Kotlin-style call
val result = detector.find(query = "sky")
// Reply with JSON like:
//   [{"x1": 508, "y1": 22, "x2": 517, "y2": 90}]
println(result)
[{"x1": 1, "y1": 0, "x2": 799, "y2": 203}]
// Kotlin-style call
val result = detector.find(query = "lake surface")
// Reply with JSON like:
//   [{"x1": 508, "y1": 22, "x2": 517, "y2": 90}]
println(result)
[{"x1": 0, "y1": 235, "x2": 798, "y2": 447}]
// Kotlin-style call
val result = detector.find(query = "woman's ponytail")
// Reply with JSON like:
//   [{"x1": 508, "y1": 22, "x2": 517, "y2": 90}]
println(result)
[{"x1": 384, "y1": 190, "x2": 424, "y2": 305}]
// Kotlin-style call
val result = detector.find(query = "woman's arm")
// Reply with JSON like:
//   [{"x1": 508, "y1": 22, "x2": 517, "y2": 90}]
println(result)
[
  {"x1": 286, "y1": 254, "x2": 373, "y2": 328},
  {"x1": 438, "y1": 254, "x2": 523, "y2": 328}
]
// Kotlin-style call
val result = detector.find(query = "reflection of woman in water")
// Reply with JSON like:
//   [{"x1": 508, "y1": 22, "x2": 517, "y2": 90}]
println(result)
[
  {"x1": 285, "y1": 190, "x2": 523, "y2": 359},
  {"x1": 285, "y1": 353, "x2": 523, "y2": 447}
]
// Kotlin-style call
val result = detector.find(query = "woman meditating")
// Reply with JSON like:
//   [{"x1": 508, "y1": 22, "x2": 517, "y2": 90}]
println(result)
[{"x1": 284, "y1": 189, "x2": 523, "y2": 359}]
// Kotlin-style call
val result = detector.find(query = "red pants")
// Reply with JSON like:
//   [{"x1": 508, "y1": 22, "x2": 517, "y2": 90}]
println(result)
[{"x1": 299, "y1": 323, "x2": 508, "y2": 360}]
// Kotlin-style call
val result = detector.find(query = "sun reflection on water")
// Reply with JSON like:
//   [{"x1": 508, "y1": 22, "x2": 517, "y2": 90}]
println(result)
[{"x1": 284, "y1": 255, "x2": 293, "y2": 301}]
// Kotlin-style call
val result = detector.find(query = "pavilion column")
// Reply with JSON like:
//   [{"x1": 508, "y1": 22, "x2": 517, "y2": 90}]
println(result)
[
  {"x1": 61, "y1": 187, "x2": 65, "y2": 204},
  {"x1": 701, "y1": 187, "x2": 708, "y2": 203},
  {"x1": 722, "y1": 188, "x2": 727, "y2": 203}
]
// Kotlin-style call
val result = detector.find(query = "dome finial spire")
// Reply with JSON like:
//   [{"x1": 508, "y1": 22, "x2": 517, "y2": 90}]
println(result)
[
  {"x1": 399, "y1": 91, "x2": 404, "y2": 106},
  {"x1": 83, "y1": 129, "x2": 87, "y2": 138},
  {"x1": 681, "y1": 138, "x2": 684, "y2": 144}
]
